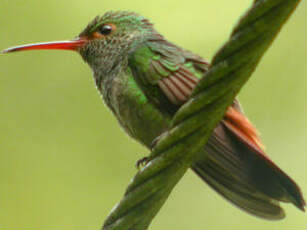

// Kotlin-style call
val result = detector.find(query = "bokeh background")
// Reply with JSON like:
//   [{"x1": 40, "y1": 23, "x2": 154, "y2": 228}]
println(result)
[{"x1": 1, "y1": 0, "x2": 307, "y2": 229}]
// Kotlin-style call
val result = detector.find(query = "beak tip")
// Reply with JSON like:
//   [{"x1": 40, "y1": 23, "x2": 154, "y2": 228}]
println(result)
[{"x1": 1, "y1": 47, "x2": 14, "y2": 54}]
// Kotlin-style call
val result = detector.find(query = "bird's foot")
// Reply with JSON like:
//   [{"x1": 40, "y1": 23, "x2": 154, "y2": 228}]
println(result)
[
  {"x1": 135, "y1": 157, "x2": 150, "y2": 169},
  {"x1": 150, "y1": 136, "x2": 161, "y2": 150},
  {"x1": 136, "y1": 132, "x2": 169, "y2": 169},
  {"x1": 150, "y1": 131, "x2": 169, "y2": 150}
]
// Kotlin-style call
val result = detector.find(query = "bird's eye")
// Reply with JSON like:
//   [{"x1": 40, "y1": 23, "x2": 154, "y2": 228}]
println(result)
[
  {"x1": 91, "y1": 23, "x2": 116, "y2": 39},
  {"x1": 98, "y1": 24, "x2": 113, "y2": 35}
]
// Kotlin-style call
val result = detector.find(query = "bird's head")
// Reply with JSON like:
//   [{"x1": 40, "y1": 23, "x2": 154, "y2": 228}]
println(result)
[
  {"x1": 2, "y1": 11, "x2": 160, "y2": 72},
  {"x1": 78, "y1": 11, "x2": 158, "y2": 70}
]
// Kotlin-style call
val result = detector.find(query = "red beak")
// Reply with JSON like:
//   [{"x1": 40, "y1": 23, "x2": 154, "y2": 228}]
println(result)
[{"x1": 2, "y1": 38, "x2": 86, "y2": 53}]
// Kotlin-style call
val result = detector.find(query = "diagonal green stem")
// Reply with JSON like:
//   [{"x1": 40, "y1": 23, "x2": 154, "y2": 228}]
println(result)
[{"x1": 102, "y1": 0, "x2": 301, "y2": 229}]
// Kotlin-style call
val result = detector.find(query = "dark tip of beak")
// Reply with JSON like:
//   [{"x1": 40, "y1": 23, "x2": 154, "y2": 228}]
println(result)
[{"x1": 1, "y1": 49, "x2": 9, "y2": 54}]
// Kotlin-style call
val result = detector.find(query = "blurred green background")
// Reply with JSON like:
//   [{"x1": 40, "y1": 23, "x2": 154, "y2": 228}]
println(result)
[{"x1": 1, "y1": 0, "x2": 306, "y2": 229}]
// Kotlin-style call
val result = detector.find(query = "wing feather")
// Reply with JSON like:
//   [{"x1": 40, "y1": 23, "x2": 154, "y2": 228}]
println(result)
[{"x1": 129, "y1": 41, "x2": 305, "y2": 215}]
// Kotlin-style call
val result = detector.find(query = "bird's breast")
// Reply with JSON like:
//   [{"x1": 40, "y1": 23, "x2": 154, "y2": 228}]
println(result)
[{"x1": 101, "y1": 68, "x2": 171, "y2": 147}]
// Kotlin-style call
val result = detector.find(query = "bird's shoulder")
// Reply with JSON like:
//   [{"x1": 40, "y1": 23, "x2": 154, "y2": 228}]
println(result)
[{"x1": 129, "y1": 40, "x2": 209, "y2": 105}]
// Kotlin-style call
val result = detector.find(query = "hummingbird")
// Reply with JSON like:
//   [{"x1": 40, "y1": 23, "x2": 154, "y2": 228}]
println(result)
[{"x1": 3, "y1": 11, "x2": 305, "y2": 219}]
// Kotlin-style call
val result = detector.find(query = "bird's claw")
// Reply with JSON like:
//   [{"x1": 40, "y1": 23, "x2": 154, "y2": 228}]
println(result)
[
  {"x1": 135, "y1": 157, "x2": 150, "y2": 169},
  {"x1": 150, "y1": 136, "x2": 160, "y2": 150},
  {"x1": 150, "y1": 131, "x2": 168, "y2": 150},
  {"x1": 136, "y1": 132, "x2": 169, "y2": 169}
]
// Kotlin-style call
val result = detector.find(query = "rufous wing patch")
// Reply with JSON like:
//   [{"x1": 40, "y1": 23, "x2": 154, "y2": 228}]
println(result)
[
  {"x1": 223, "y1": 106, "x2": 265, "y2": 153},
  {"x1": 157, "y1": 65, "x2": 199, "y2": 105}
]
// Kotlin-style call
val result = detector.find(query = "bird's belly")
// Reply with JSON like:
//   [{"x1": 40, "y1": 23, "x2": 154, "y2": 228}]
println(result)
[{"x1": 108, "y1": 73, "x2": 171, "y2": 147}]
